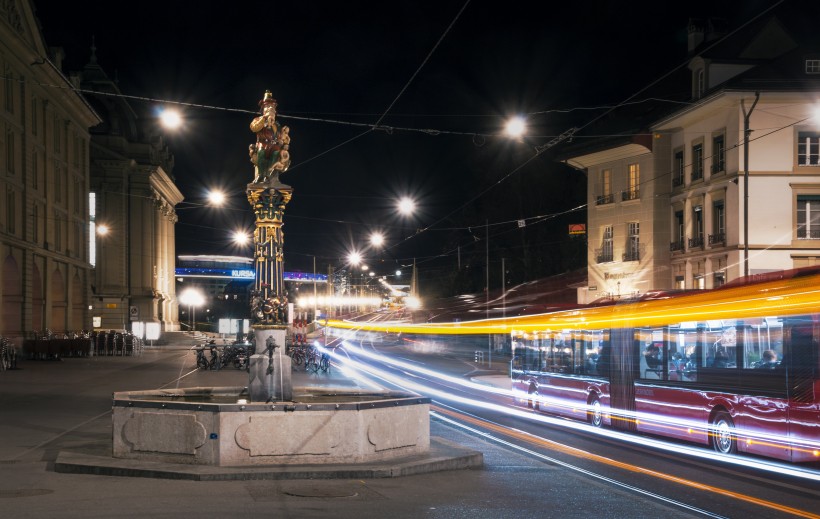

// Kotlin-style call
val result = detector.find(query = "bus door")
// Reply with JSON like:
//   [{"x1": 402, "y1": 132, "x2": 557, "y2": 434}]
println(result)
[
  {"x1": 608, "y1": 327, "x2": 638, "y2": 432},
  {"x1": 783, "y1": 323, "x2": 819, "y2": 463}
]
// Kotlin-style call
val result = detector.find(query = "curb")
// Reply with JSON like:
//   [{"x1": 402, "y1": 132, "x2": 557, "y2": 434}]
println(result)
[{"x1": 53, "y1": 437, "x2": 483, "y2": 481}]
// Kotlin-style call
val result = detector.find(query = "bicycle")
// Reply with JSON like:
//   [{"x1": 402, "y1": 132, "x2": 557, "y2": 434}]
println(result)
[
  {"x1": 194, "y1": 342, "x2": 219, "y2": 370},
  {"x1": 289, "y1": 345, "x2": 305, "y2": 367},
  {"x1": 318, "y1": 352, "x2": 331, "y2": 373},
  {"x1": 304, "y1": 346, "x2": 319, "y2": 373}
]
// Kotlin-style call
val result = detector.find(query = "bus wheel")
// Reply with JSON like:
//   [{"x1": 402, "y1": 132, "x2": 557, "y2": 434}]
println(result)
[
  {"x1": 711, "y1": 412, "x2": 737, "y2": 455},
  {"x1": 588, "y1": 397, "x2": 603, "y2": 428}
]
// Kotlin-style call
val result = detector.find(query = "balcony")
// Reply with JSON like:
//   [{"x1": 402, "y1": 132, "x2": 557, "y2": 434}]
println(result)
[
  {"x1": 672, "y1": 175, "x2": 684, "y2": 188},
  {"x1": 691, "y1": 167, "x2": 703, "y2": 182},
  {"x1": 688, "y1": 236, "x2": 704, "y2": 248},
  {"x1": 797, "y1": 228, "x2": 820, "y2": 239},
  {"x1": 595, "y1": 194, "x2": 614, "y2": 206},
  {"x1": 710, "y1": 163, "x2": 725, "y2": 174},
  {"x1": 622, "y1": 251, "x2": 640, "y2": 262},
  {"x1": 708, "y1": 232, "x2": 725, "y2": 245},
  {"x1": 621, "y1": 189, "x2": 640, "y2": 201},
  {"x1": 669, "y1": 239, "x2": 685, "y2": 252},
  {"x1": 594, "y1": 247, "x2": 613, "y2": 263}
]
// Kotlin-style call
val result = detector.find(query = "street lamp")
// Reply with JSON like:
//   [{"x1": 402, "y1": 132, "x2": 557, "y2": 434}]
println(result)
[
  {"x1": 504, "y1": 116, "x2": 526, "y2": 138},
  {"x1": 159, "y1": 108, "x2": 182, "y2": 129},
  {"x1": 397, "y1": 197, "x2": 416, "y2": 216},
  {"x1": 179, "y1": 288, "x2": 205, "y2": 334},
  {"x1": 370, "y1": 232, "x2": 385, "y2": 248}
]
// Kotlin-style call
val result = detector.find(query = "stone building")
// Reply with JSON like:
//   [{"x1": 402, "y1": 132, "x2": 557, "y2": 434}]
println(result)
[
  {"x1": 0, "y1": 0, "x2": 100, "y2": 340},
  {"x1": 564, "y1": 12, "x2": 820, "y2": 301},
  {"x1": 76, "y1": 47, "x2": 183, "y2": 332}
]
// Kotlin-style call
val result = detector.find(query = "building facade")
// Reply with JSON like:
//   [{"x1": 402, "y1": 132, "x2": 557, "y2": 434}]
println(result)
[
  {"x1": 77, "y1": 50, "x2": 183, "y2": 332},
  {"x1": 0, "y1": 0, "x2": 100, "y2": 340},
  {"x1": 566, "y1": 14, "x2": 820, "y2": 301}
]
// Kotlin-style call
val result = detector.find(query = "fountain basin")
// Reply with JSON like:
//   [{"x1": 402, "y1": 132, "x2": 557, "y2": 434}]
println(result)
[{"x1": 113, "y1": 386, "x2": 430, "y2": 466}]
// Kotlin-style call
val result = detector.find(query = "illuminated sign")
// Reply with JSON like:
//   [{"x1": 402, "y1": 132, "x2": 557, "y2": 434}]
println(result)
[{"x1": 231, "y1": 270, "x2": 255, "y2": 278}]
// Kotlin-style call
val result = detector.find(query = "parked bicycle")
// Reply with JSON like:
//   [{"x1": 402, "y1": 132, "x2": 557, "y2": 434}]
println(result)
[
  {"x1": 288, "y1": 344, "x2": 306, "y2": 367},
  {"x1": 194, "y1": 341, "x2": 219, "y2": 370}
]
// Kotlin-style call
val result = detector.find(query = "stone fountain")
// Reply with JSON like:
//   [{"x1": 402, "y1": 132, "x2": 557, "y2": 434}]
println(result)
[{"x1": 109, "y1": 92, "x2": 436, "y2": 470}]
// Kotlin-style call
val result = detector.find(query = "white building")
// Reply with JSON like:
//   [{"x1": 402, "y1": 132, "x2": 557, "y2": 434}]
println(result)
[{"x1": 566, "y1": 13, "x2": 820, "y2": 300}]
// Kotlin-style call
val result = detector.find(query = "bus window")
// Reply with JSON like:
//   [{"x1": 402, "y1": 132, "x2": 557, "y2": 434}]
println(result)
[
  {"x1": 704, "y1": 320, "x2": 737, "y2": 370},
  {"x1": 740, "y1": 317, "x2": 783, "y2": 369},
  {"x1": 551, "y1": 331, "x2": 573, "y2": 373},
  {"x1": 638, "y1": 328, "x2": 665, "y2": 380},
  {"x1": 669, "y1": 322, "x2": 698, "y2": 382}
]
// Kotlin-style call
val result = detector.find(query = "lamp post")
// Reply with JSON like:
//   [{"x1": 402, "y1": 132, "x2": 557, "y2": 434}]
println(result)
[{"x1": 179, "y1": 288, "x2": 205, "y2": 335}]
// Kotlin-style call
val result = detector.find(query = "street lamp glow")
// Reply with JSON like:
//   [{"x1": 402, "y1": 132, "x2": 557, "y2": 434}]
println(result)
[
  {"x1": 347, "y1": 251, "x2": 362, "y2": 265},
  {"x1": 505, "y1": 116, "x2": 526, "y2": 138},
  {"x1": 370, "y1": 232, "x2": 385, "y2": 247},
  {"x1": 179, "y1": 288, "x2": 205, "y2": 308},
  {"x1": 96, "y1": 224, "x2": 109, "y2": 236},
  {"x1": 232, "y1": 230, "x2": 250, "y2": 245},
  {"x1": 398, "y1": 197, "x2": 415, "y2": 216},
  {"x1": 396, "y1": 270, "x2": 402, "y2": 277},
  {"x1": 208, "y1": 190, "x2": 226, "y2": 207},
  {"x1": 159, "y1": 108, "x2": 182, "y2": 129}
]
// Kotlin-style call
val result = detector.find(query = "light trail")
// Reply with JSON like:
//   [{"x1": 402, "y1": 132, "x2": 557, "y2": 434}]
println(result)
[
  {"x1": 317, "y1": 340, "x2": 820, "y2": 482},
  {"x1": 431, "y1": 408, "x2": 820, "y2": 519},
  {"x1": 322, "y1": 339, "x2": 820, "y2": 460}
]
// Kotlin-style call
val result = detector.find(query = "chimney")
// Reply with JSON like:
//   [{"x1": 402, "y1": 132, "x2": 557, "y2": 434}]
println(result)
[
  {"x1": 49, "y1": 47, "x2": 65, "y2": 71},
  {"x1": 687, "y1": 18, "x2": 704, "y2": 54}
]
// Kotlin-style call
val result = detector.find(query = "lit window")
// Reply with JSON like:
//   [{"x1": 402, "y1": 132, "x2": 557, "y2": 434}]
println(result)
[{"x1": 806, "y1": 59, "x2": 820, "y2": 74}]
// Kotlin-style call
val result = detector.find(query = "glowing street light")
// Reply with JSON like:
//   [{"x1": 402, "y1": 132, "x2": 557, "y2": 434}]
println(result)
[
  {"x1": 179, "y1": 288, "x2": 205, "y2": 334},
  {"x1": 504, "y1": 116, "x2": 526, "y2": 138},
  {"x1": 207, "y1": 189, "x2": 226, "y2": 207},
  {"x1": 159, "y1": 108, "x2": 182, "y2": 129},
  {"x1": 347, "y1": 251, "x2": 362, "y2": 266},
  {"x1": 232, "y1": 230, "x2": 250, "y2": 246},
  {"x1": 398, "y1": 197, "x2": 415, "y2": 216},
  {"x1": 370, "y1": 232, "x2": 385, "y2": 247},
  {"x1": 96, "y1": 224, "x2": 110, "y2": 236}
]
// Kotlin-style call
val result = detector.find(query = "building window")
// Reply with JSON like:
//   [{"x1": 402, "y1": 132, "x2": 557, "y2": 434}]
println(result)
[
  {"x1": 671, "y1": 211, "x2": 684, "y2": 251},
  {"x1": 4, "y1": 67, "x2": 12, "y2": 112},
  {"x1": 624, "y1": 222, "x2": 639, "y2": 261},
  {"x1": 692, "y1": 143, "x2": 704, "y2": 181},
  {"x1": 806, "y1": 59, "x2": 820, "y2": 74},
  {"x1": 597, "y1": 226, "x2": 613, "y2": 263},
  {"x1": 55, "y1": 164, "x2": 62, "y2": 203},
  {"x1": 710, "y1": 200, "x2": 725, "y2": 245},
  {"x1": 690, "y1": 205, "x2": 704, "y2": 248},
  {"x1": 796, "y1": 195, "x2": 820, "y2": 239},
  {"x1": 33, "y1": 204, "x2": 39, "y2": 244},
  {"x1": 623, "y1": 163, "x2": 639, "y2": 200},
  {"x1": 6, "y1": 187, "x2": 14, "y2": 234},
  {"x1": 696, "y1": 69, "x2": 705, "y2": 98},
  {"x1": 53, "y1": 117, "x2": 61, "y2": 153},
  {"x1": 31, "y1": 96, "x2": 37, "y2": 135},
  {"x1": 797, "y1": 131, "x2": 820, "y2": 167},
  {"x1": 5, "y1": 130, "x2": 13, "y2": 174},
  {"x1": 673, "y1": 150, "x2": 684, "y2": 187},
  {"x1": 596, "y1": 169, "x2": 612, "y2": 205},
  {"x1": 712, "y1": 134, "x2": 725, "y2": 173},
  {"x1": 714, "y1": 271, "x2": 726, "y2": 287},
  {"x1": 32, "y1": 151, "x2": 38, "y2": 190}
]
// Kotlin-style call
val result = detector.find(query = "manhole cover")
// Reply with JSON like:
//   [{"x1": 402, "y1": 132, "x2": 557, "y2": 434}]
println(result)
[
  {"x1": 0, "y1": 489, "x2": 54, "y2": 498},
  {"x1": 283, "y1": 486, "x2": 358, "y2": 498}
]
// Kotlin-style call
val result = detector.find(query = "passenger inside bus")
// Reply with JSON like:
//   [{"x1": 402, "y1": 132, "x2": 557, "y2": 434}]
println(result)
[
  {"x1": 643, "y1": 344, "x2": 663, "y2": 378},
  {"x1": 757, "y1": 349, "x2": 779, "y2": 369}
]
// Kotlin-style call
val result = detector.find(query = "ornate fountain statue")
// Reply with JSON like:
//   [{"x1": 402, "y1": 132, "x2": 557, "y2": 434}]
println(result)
[{"x1": 247, "y1": 91, "x2": 292, "y2": 328}]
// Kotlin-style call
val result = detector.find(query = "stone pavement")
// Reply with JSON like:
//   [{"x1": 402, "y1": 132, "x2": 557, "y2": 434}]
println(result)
[{"x1": 0, "y1": 333, "x2": 693, "y2": 518}]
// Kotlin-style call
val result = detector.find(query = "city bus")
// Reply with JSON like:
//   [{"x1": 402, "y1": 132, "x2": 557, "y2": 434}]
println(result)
[{"x1": 510, "y1": 268, "x2": 820, "y2": 463}]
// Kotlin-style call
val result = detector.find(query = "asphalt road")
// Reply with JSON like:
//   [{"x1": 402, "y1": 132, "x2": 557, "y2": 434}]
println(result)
[{"x1": 1, "y1": 334, "x2": 817, "y2": 518}]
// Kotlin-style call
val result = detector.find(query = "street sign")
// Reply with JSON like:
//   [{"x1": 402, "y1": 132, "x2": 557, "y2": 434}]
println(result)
[{"x1": 129, "y1": 305, "x2": 139, "y2": 321}]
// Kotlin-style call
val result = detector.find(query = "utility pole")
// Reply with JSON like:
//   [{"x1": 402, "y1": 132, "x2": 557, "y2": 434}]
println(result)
[
  {"x1": 741, "y1": 92, "x2": 759, "y2": 279},
  {"x1": 486, "y1": 219, "x2": 491, "y2": 368}
]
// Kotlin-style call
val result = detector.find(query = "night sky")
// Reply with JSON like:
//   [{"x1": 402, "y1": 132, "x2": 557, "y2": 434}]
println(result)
[{"x1": 32, "y1": 0, "x2": 779, "y2": 294}]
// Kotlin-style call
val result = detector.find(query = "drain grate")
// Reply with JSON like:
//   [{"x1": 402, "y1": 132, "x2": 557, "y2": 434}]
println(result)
[
  {"x1": 0, "y1": 489, "x2": 54, "y2": 498},
  {"x1": 283, "y1": 486, "x2": 358, "y2": 498}
]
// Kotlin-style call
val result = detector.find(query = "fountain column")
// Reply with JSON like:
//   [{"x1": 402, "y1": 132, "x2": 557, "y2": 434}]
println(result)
[{"x1": 246, "y1": 91, "x2": 293, "y2": 402}]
